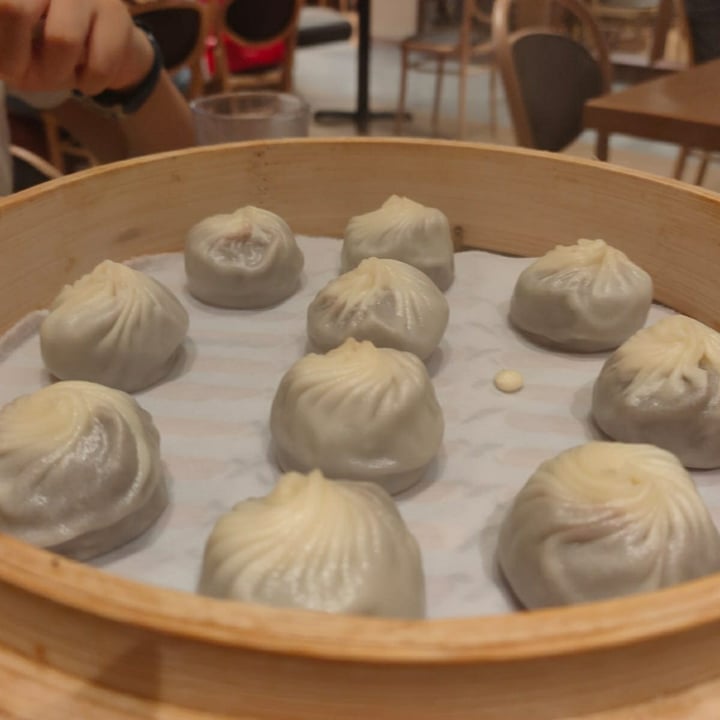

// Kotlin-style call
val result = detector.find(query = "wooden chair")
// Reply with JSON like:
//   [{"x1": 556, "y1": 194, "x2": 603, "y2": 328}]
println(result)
[
  {"x1": 636, "y1": 0, "x2": 717, "y2": 186},
  {"x1": 658, "y1": 0, "x2": 717, "y2": 187},
  {"x1": 603, "y1": 0, "x2": 690, "y2": 80},
  {"x1": 211, "y1": 0, "x2": 304, "y2": 93},
  {"x1": 41, "y1": 110, "x2": 98, "y2": 174},
  {"x1": 492, "y1": 0, "x2": 612, "y2": 154},
  {"x1": 588, "y1": 0, "x2": 660, "y2": 54},
  {"x1": 647, "y1": 0, "x2": 691, "y2": 67},
  {"x1": 675, "y1": 144, "x2": 717, "y2": 186},
  {"x1": 127, "y1": 0, "x2": 210, "y2": 99},
  {"x1": 395, "y1": 0, "x2": 497, "y2": 139},
  {"x1": 9, "y1": 145, "x2": 62, "y2": 192}
]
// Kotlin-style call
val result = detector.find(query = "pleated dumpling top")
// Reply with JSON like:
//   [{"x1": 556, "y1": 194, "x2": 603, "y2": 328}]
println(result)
[{"x1": 199, "y1": 469, "x2": 425, "y2": 618}]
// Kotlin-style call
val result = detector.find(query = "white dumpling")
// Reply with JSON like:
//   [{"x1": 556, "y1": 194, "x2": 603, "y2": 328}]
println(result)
[
  {"x1": 270, "y1": 338, "x2": 444, "y2": 494},
  {"x1": 40, "y1": 260, "x2": 189, "y2": 393},
  {"x1": 509, "y1": 239, "x2": 653, "y2": 352},
  {"x1": 0, "y1": 381, "x2": 167, "y2": 560},
  {"x1": 185, "y1": 206, "x2": 304, "y2": 308},
  {"x1": 199, "y1": 469, "x2": 425, "y2": 618},
  {"x1": 593, "y1": 315, "x2": 720, "y2": 468},
  {"x1": 498, "y1": 442, "x2": 720, "y2": 609},
  {"x1": 341, "y1": 195, "x2": 454, "y2": 290},
  {"x1": 307, "y1": 257, "x2": 449, "y2": 359}
]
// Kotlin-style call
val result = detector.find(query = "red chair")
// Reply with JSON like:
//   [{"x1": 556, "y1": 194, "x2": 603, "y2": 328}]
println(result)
[
  {"x1": 127, "y1": 0, "x2": 210, "y2": 99},
  {"x1": 210, "y1": 0, "x2": 304, "y2": 92}
]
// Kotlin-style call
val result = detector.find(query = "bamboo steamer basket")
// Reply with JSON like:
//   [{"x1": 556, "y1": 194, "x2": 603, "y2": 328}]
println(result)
[{"x1": 1, "y1": 138, "x2": 720, "y2": 720}]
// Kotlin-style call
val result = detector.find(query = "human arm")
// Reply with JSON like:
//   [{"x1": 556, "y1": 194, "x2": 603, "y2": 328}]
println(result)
[{"x1": 0, "y1": 0, "x2": 194, "y2": 157}]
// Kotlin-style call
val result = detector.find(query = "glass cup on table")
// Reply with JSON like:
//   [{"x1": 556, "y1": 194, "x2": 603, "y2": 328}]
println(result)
[{"x1": 190, "y1": 91, "x2": 310, "y2": 145}]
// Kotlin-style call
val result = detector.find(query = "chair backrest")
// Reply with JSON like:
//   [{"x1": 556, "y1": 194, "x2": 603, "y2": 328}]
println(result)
[
  {"x1": 221, "y1": 0, "x2": 303, "y2": 45},
  {"x1": 469, "y1": 0, "x2": 495, "y2": 24},
  {"x1": 589, "y1": 0, "x2": 659, "y2": 16},
  {"x1": 512, "y1": 0, "x2": 554, "y2": 26},
  {"x1": 213, "y1": 0, "x2": 304, "y2": 90},
  {"x1": 493, "y1": 0, "x2": 612, "y2": 151},
  {"x1": 127, "y1": 0, "x2": 209, "y2": 98},
  {"x1": 459, "y1": 0, "x2": 494, "y2": 56}
]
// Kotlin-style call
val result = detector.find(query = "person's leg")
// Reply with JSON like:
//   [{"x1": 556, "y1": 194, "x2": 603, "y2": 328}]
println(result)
[{"x1": 685, "y1": 0, "x2": 720, "y2": 62}]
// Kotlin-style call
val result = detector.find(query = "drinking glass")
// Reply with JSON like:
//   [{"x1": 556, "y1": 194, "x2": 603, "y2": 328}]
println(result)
[{"x1": 190, "y1": 91, "x2": 310, "y2": 145}]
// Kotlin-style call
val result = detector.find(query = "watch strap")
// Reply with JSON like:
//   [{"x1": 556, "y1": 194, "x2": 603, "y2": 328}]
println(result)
[{"x1": 87, "y1": 23, "x2": 164, "y2": 115}]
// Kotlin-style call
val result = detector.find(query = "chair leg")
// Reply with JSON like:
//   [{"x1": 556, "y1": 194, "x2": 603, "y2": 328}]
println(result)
[
  {"x1": 396, "y1": 48, "x2": 410, "y2": 136},
  {"x1": 488, "y1": 65, "x2": 497, "y2": 136},
  {"x1": 595, "y1": 131, "x2": 609, "y2": 162},
  {"x1": 673, "y1": 145, "x2": 690, "y2": 180},
  {"x1": 457, "y1": 63, "x2": 468, "y2": 140},
  {"x1": 431, "y1": 57, "x2": 445, "y2": 137},
  {"x1": 695, "y1": 151, "x2": 711, "y2": 186},
  {"x1": 41, "y1": 112, "x2": 65, "y2": 173},
  {"x1": 188, "y1": 60, "x2": 204, "y2": 100},
  {"x1": 214, "y1": 38, "x2": 231, "y2": 93}
]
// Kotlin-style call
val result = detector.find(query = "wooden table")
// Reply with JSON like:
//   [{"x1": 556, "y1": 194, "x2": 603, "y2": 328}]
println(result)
[{"x1": 583, "y1": 57, "x2": 720, "y2": 160}]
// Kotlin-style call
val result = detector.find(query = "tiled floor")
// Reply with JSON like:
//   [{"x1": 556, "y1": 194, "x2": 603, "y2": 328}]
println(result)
[{"x1": 294, "y1": 38, "x2": 720, "y2": 193}]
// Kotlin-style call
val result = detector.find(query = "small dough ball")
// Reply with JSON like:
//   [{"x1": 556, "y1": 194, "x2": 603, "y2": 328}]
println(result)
[
  {"x1": 341, "y1": 195, "x2": 455, "y2": 290},
  {"x1": 307, "y1": 257, "x2": 449, "y2": 359},
  {"x1": 40, "y1": 260, "x2": 189, "y2": 393},
  {"x1": 199, "y1": 469, "x2": 425, "y2": 618},
  {"x1": 0, "y1": 381, "x2": 168, "y2": 560},
  {"x1": 185, "y1": 206, "x2": 304, "y2": 308},
  {"x1": 270, "y1": 338, "x2": 444, "y2": 494},
  {"x1": 593, "y1": 314, "x2": 720, "y2": 469},
  {"x1": 494, "y1": 369, "x2": 524, "y2": 393},
  {"x1": 498, "y1": 442, "x2": 720, "y2": 609},
  {"x1": 509, "y1": 239, "x2": 653, "y2": 352}
]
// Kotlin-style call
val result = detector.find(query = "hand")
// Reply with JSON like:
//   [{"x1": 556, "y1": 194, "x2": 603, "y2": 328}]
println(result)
[{"x1": 0, "y1": 0, "x2": 154, "y2": 96}]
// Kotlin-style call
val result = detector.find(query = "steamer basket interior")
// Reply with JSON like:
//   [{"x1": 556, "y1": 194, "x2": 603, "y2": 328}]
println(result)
[{"x1": 1, "y1": 138, "x2": 720, "y2": 720}]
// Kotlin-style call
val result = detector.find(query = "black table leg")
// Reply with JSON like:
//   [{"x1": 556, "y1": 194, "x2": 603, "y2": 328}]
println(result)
[{"x1": 314, "y1": 0, "x2": 410, "y2": 134}]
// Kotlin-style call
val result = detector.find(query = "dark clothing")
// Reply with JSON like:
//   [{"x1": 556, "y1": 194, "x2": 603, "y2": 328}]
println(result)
[{"x1": 685, "y1": 0, "x2": 720, "y2": 62}]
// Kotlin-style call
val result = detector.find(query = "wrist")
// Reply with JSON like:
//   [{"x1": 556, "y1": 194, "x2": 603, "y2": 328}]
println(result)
[
  {"x1": 109, "y1": 25, "x2": 156, "y2": 93},
  {"x1": 88, "y1": 23, "x2": 164, "y2": 116}
]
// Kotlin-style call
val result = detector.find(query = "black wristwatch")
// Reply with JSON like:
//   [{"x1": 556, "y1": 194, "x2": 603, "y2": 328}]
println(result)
[{"x1": 86, "y1": 23, "x2": 164, "y2": 115}]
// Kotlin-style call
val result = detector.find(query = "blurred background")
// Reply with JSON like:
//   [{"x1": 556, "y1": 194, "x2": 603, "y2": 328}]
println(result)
[{"x1": 8, "y1": 0, "x2": 720, "y2": 193}]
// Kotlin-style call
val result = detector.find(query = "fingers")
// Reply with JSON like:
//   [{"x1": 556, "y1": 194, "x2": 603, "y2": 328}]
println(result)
[
  {"x1": 75, "y1": 1, "x2": 148, "y2": 96},
  {"x1": 0, "y1": 0, "x2": 148, "y2": 95},
  {"x1": 0, "y1": 0, "x2": 49, "y2": 84},
  {"x1": 32, "y1": 0, "x2": 92, "y2": 91}
]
